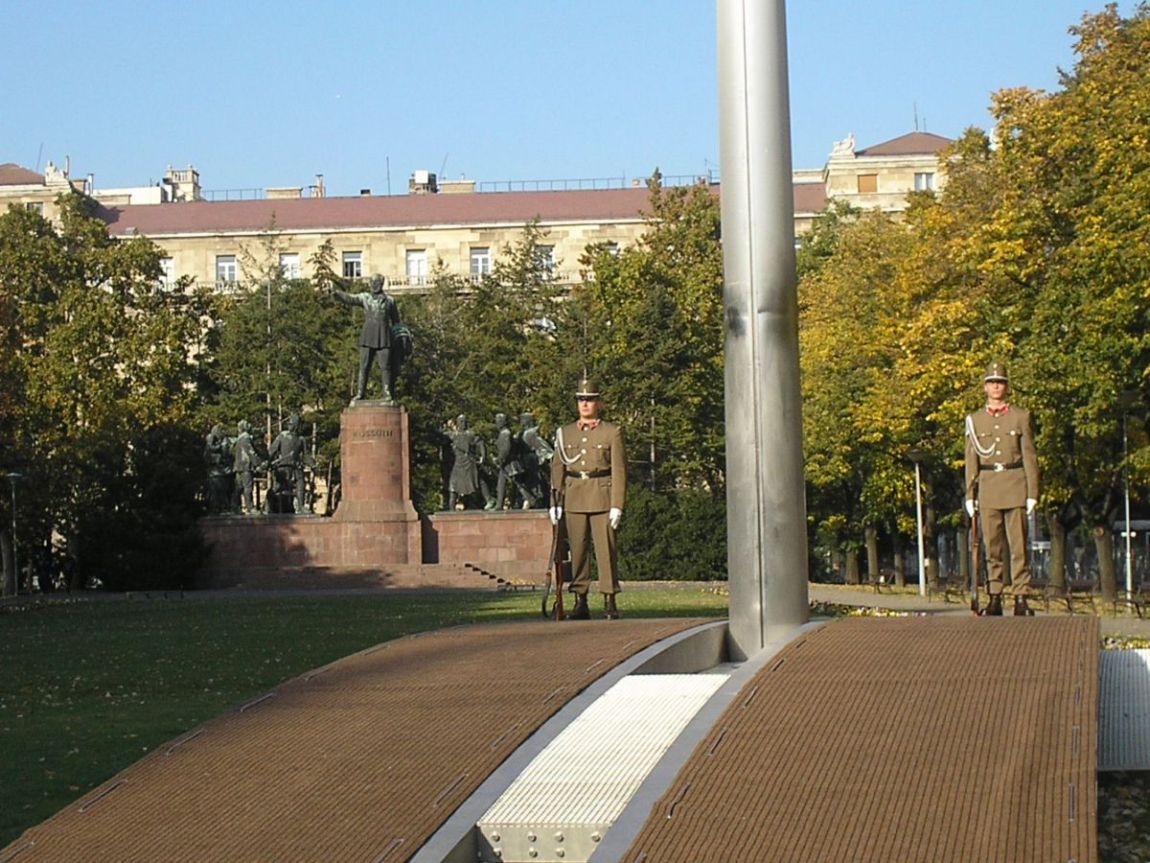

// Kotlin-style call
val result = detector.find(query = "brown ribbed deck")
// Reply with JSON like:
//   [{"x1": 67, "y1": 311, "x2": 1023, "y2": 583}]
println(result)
[
  {"x1": 0, "y1": 618, "x2": 702, "y2": 863},
  {"x1": 623, "y1": 616, "x2": 1098, "y2": 863}
]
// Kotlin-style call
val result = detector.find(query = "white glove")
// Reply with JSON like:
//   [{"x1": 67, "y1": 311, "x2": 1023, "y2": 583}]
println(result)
[
  {"x1": 1026, "y1": 498, "x2": 1037, "y2": 515},
  {"x1": 609, "y1": 507, "x2": 622, "y2": 530},
  {"x1": 964, "y1": 499, "x2": 976, "y2": 519},
  {"x1": 549, "y1": 505, "x2": 563, "y2": 525}
]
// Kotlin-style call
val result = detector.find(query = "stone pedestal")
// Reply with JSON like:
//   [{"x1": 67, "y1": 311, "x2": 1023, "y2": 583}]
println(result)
[
  {"x1": 329, "y1": 402, "x2": 421, "y2": 564},
  {"x1": 334, "y1": 402, "x2": 418, "y2": 523}
]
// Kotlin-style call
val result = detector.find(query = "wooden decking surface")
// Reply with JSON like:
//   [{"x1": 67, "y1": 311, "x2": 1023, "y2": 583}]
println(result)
[
  {"x1": 2, "y1": 615, "x2": 1100, "y2": 863},
  {"x1": 622, "y1": 615, "x2": 1098, "y2": 863}
]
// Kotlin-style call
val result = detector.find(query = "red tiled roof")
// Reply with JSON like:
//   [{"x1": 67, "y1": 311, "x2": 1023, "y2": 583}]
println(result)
[
  {"x1": 0, "y1": 163, "x2": 46, "y2": 186},
  {"x1": 101, "y1": 188, "x2": 658, "y2": 237},
  {"x1": 793, "y1": 183, "x2": 828, "y2": 214},
  {"x1": 856, "y1": 131, "x2": 953, "y2": 157},
  {"x1": 100, "y1": 183, "x2": 828, "y2": 237}
]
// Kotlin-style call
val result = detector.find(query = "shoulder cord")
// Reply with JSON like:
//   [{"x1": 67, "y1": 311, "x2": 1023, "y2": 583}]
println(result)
[
  {"x1": 554, "y1": 425, "x2": 584, "y2": 467},
  {"x1": 966, "y1": 414, "x2": 998, "y2": 459}
]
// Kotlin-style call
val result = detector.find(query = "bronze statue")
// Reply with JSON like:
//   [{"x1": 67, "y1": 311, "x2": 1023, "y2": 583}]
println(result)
[
  {"x1": 204, "y1": 424, "x2": 233, "y2": 515},
  {"x1": 490, "y1": 412, "x2": 522, "y2": 510},
  {"x1": 267, "y1": 413, "x2": 313, "y2": 514},
  {"x1": 330, "y1": 273, "x2": 407, "y2": 404},
  {"x1": 231, "y1": 420, "x2": 263, "y2": 515},
  {"x1": 448, "y1": 415, "x2": 493, "y2": 510},
  {"x1": 517, "y1": 412, "x2": 553, "y2": 509}
]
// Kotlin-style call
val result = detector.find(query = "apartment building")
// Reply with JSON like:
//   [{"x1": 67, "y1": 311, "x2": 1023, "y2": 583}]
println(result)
[{"x1": 0, "y1": 131, "x2": 951, "y2": 291}]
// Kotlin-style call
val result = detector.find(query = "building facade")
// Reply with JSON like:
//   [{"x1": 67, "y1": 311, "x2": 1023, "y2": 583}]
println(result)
[{"x1": 1, "y1": 132, "x2": 952, "y2": 291}]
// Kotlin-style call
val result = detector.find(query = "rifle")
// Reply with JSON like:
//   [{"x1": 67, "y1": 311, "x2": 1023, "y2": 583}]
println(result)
[
  {"x1": 970, "y1": 504, "x2": 981, "y2": 615},
  {"x1": 541, "y1": 490, "x2": 569, "y2": 620}
]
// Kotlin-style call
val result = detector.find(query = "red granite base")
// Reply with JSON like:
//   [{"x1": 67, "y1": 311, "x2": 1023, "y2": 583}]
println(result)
[{"x1": 426, "y1": 510, "x2": 552, "y2": 583}]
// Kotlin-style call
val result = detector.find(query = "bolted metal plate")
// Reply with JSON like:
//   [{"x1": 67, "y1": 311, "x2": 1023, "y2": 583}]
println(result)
[
  {"x1": 1099, "y1": 648, "x2": 1150, "y2": 771},
  {"x1": 477, "y1": 673, "x2": 728, "y2": 863}
]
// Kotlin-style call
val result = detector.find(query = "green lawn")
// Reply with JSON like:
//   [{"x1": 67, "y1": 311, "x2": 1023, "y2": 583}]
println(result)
[{"x1": 0, "y1": 588, "x2": 728, "y2": 847}]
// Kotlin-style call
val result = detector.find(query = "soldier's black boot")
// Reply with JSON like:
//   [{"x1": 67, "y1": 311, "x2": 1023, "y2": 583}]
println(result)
[
  {"x1": 1013, "y1": 595, "x2": 1033, "y2": 616},
  {"x1": 604, "y1": 593, "x2": 620, "y2": 620},
  {"x1": 985, "y1": 594, "x2": 1004, "y2": 616},
  {"x1": 569, "y1": 592, "x2": 590, "y2": 620}
]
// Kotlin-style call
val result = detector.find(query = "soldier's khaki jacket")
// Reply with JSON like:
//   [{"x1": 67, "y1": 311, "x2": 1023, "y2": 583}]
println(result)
[
  {"x1": 550, "y1": 421, "x2": 626, "y2": 513},
  {"x1": 964, "y1": 405, "x2": 1039, "y2": 509}
]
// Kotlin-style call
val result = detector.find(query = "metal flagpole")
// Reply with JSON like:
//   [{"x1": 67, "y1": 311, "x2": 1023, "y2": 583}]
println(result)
[{"x1": 718, "y1": 0, "x2": 809, "y2": 658}]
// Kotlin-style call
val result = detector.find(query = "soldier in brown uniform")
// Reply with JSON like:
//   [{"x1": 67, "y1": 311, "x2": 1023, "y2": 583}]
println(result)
[
  {"x1": 964, "y1": 362, "x2": 1040, "y2": 616},
  {"x1": 549, "y1": 378, "x2": 627, "y2": 620}
]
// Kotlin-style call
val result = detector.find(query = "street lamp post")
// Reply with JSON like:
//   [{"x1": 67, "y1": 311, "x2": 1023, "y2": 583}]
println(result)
[
  {"x1": 6, "y1": 472, "x2": 22, "y2": 597},
  {"x1": 908, "y1": 449, "x2": 927, "y2": 597},
  {"x1": 1120, "y1": 390, "x2": 1140, "y2": 598}
]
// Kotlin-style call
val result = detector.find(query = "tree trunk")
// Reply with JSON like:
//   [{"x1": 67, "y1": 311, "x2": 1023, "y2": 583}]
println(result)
[
  {"x1": 1, "y1": 531, "x2": 12, "y2": 596},
  {"x1": 892, "y1": 533, "x2": 907, "y2": 588},
  {"x1": 865, "y1": 526, "x2": 880, "y2": 584},
  {"x1": 845, "y1": 548, "x2": 861, "y2": 585},
  {"x1": 1093, "y1": 524, "x2": 1118, "y2": 602},
  {"x1": 1047, "y1": 515, "x2": 1068, "y2": 591}
]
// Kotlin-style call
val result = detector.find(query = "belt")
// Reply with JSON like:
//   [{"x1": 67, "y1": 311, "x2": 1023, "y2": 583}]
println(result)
[
  {"x1": 980, "y1": 461, "x2": 1023, "y2": 472},
  {"x1": 565, "y1": 469, "x2": 610, "y2": 480}
]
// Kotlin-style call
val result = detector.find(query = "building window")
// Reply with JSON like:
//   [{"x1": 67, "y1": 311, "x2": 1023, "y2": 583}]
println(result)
[
  {"x1": 159, "y1": 257, "x2": 176, "y2": 288},
  {"x1": 280, "y1": 253, "x2": 301, "y2": 279},
  {"x1": 469, "y1": 247, "x2": 491, "y2": 279},
  {"x1": 342, "y1": 251, "x2": 363, "y2": 280},
  {"x1": 215, "y1": 254, "x2": 238, "y2": 284},
  {"x1": 857, "y1": 174, "x2": 878, "y2": 194},
  {"x1": 25, "y1": 202, "x2": 44, "y2": 216},
  {"x1": 406, "y1": 250, "x2": 428, "y2": 284},
  {"x1": 914, "y1": 172, "x2": 936, "y2": 191}
]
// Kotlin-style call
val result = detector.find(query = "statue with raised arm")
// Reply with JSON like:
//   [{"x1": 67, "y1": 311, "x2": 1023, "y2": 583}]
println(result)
[
  {"x1": 330, "y1": 273, "x2": 407, "y2": 404},
  {"x1": 448, "y1": 415, "x2": 494, "y2": 510}
]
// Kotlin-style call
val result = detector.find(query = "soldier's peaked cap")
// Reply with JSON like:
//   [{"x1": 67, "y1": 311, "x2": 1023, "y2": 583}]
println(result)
[
  {"x1": 984, "y1": 362, "x2": 1009, "y2": 383},
  {"x1": 576, "y1": 377, "x2": 600, "y2": 398}
]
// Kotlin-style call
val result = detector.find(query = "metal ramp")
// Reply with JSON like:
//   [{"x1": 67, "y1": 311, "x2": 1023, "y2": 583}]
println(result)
[
  {"x1": 476, "y1": 673, "x2": 729, "y2": 863},
  {"x1": 1099, "y1": 648, "x2": 1150, "y2": 771}
]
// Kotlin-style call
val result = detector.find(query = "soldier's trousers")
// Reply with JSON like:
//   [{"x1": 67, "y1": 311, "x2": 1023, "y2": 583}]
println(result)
[
  {"x1": 566, "y1": 510, "x2": 619, "y2": 595},
  {"x1": 980, "y1": 505, "x2": 1030, "y2": 595}
]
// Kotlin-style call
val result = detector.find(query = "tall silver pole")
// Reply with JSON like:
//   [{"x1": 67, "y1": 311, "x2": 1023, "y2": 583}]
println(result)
[{"x1": 718, "y1": 0, "x2": 809, "y2": 658}]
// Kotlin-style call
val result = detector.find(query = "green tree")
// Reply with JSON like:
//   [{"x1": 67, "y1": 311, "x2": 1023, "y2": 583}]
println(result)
[
  {"x1": 0, "y1": 194, "x2": 210, "y2": 590},
  {"x1": 563, "y1": 175, "x2": 726, "y2": 493},
  {"x1": 980, "y1": 5, "x2": 1150, "y2": 599}
]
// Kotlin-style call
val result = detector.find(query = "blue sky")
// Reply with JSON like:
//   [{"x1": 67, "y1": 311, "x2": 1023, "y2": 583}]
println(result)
[{"x1": 2, "y1": 1, "x2": 1134, "y2": 197}]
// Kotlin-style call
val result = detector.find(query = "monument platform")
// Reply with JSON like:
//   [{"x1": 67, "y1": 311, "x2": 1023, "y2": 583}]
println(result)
[
  {"x1": 0, "y1": 615, "x2": 1101, "y2": 863},
  {"x1": 199, "y1": 405, "x2": 554, "y2": 588}
]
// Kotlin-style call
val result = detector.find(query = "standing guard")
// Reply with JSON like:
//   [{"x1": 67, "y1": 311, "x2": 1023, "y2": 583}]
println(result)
[
  {"x1": 549, "y1": 378, "x2": 626, "y2": 620},
  {"x1": 964, "y1": 362, "x2": 1040, "y2": 616}
]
